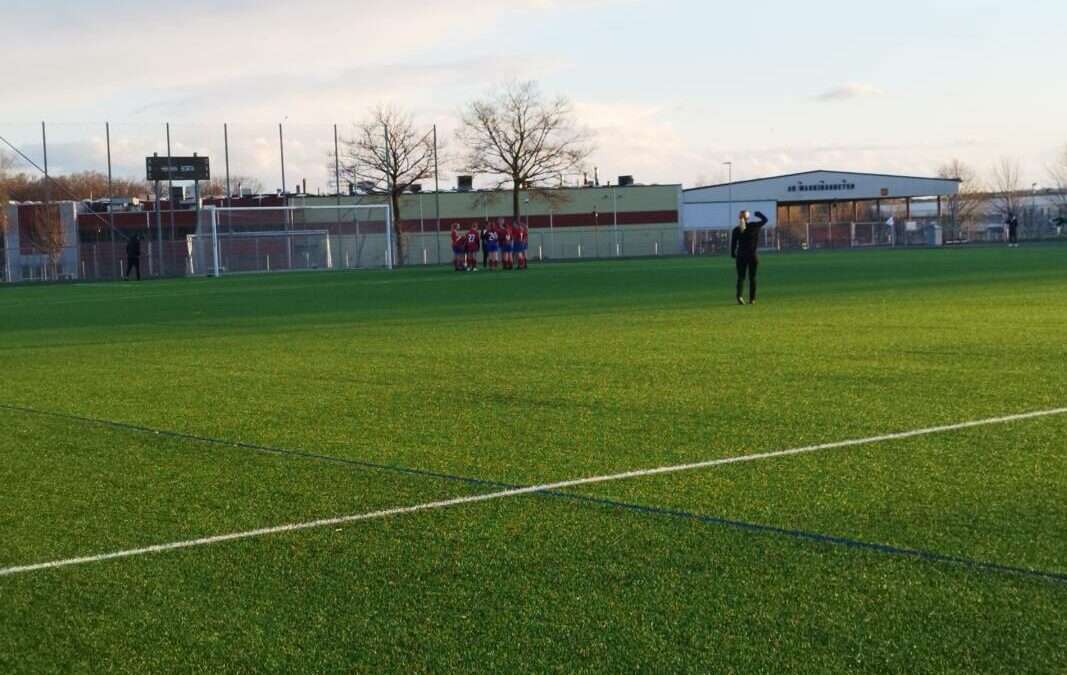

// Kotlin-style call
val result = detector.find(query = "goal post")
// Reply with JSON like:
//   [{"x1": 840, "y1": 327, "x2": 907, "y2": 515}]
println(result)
[{"x1": 191, "y1": 204, "x2": 394, "y2": 277}]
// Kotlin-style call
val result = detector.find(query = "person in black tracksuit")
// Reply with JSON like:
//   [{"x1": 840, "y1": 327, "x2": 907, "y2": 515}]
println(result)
[
  {"x1": 1006, "y1": 214, "x2": 1019, "y2": 247},
  {"x1": 125, "y1": 234, "x2": 142, "y2": 281},
  {"x1": 730, "y1": 210, "x2": 768, "y2": 305}
]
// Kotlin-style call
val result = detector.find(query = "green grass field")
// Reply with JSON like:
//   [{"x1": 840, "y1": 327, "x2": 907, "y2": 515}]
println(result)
[{"x1": 1, "y1": 246, "x2": 1065, "y2": 673}]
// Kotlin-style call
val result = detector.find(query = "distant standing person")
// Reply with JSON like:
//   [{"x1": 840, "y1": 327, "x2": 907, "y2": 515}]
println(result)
[
  {"x1": 730, "y1": 210, "x2": 768, "y2": 305},
  {"x1": 1007, "y1": 214, "x2": 1020, "y2": 247},
  {"x1": 125, "y1": 233, "x2": 142, "y2": 281}
]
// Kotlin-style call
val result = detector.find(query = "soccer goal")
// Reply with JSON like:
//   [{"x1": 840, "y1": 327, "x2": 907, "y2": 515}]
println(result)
[{"x1": 188, "y1": 203, "x2": 394, "y2": 277}]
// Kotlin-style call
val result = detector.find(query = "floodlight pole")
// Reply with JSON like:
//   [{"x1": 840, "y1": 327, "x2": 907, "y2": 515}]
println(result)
[
  {"x1": 106, "y1": 122, "x2": 116, "y2": 253},
  {"x1": 433, "y1": 124, "x2": 441, "y2": 265}
]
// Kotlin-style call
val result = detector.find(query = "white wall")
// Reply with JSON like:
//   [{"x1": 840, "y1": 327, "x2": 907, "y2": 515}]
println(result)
[{"x1": 682, "y1": 200, "x2": 778, "y2": 230}]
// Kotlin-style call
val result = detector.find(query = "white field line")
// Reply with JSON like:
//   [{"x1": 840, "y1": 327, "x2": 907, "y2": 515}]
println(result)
[{"x1": 2, "y1": 406, "x2": 1065, "y2": 578}]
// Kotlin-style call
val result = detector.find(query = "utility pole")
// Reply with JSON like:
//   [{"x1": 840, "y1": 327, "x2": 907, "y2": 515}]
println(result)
[
  {"x1": 334, "y1": 124, "x2": 341, "y2": 207},
  {"x1": 279, "y1": 122, "x2": 287, "y2": 194}
]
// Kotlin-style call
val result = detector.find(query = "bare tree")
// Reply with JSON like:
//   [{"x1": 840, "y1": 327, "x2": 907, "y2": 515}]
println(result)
[
  {"x1": 1047, "y1": 144, "x2": 1067, "y2": 221},
  {"x1": 0, "y1": 183, "x2": 8, "y2": 235},
  {"x1": 937, "y1": 159, "x2": 986, "y2": 240},
  {"x1": 458, "y1": 81, "x2": 594, "y2": 223},
  {"x1": 27, "y1": 203, "x2": 65, "y2": 277},
  {"x1": 1, "y1": 151, "x2": 16, "y2": 232},
  {"x1": 335, "y1": 107, "x2": 435, "y2": 265},
  {"x1": 201, "y1": 175, "x2": 264, "y2": 198},
  {"x1": 989, "y1": 157, "x2": 1024, "y2": 223}
]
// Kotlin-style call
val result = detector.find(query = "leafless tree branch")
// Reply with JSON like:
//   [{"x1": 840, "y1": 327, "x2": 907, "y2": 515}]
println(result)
[
  {"x1": 937, "y1": 159, "x2": 985, "y2": 239},
  {"x1": 1047, "y1": 144, "x2": 1067, "y2": 216},
  {"x1": 989, "y1": 157, "x2": 1023, "y2": 221},
  {"x1": 458, "y1": 81, "x2": 594, "y2": 222},
  {"x1": 331, "y1": 107, "x2": 436, "y2": 264}
]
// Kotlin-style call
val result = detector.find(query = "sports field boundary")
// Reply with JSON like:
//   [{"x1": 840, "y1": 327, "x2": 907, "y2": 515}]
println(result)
[{"x1": 2, "y1": 405, "x2": 1064, "y2": 579}]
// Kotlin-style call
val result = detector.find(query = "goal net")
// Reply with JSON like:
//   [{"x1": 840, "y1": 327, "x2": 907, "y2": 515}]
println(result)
[{"x1": 189, "y1": 204, "x2": 394, "y2": 277}]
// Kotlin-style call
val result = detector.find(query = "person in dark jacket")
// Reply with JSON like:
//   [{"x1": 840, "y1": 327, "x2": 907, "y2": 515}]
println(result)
[
  {"x1": 1006, "y1": 214, "x2": 1019, "y2": 247},
  {"x1": 125, "y1": 234, "x2": 142, "y2": 281},
  {"x1": 730, "y1": 210, "x2": 768, "y2": 305}
]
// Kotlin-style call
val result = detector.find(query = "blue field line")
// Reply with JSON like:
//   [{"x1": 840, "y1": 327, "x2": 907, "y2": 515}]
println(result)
[
  {"x1": 3, "y1": 401, "x2": 1064, "y2": 584},
  {"x1": 547, "y1": 491, "x2": 1067, "y2": 584},
  {"x1": 0, "y1": 402, "x2": 510, "y2": 489}
]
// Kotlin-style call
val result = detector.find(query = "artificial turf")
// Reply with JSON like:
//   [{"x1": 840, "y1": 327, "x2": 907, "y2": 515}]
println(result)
[{"x1": 1, "y1": 245, "x2": 1064, "y2": 672}]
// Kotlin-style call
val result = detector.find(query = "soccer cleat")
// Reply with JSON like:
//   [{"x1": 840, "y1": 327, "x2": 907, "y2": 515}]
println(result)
[{"x1": 737, "y1": 297, "x2": 746, "y2": 305}]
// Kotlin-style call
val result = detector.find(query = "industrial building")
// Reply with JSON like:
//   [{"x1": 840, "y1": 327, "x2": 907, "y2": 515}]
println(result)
[{"x1": 683, "y1": 170, "x2": 963, "y2": 249}]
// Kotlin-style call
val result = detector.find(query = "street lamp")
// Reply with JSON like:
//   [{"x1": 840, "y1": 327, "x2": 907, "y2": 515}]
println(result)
[
  {"x1": 1032, "y1": 183, "x2": 1039, "y2": 228},
  {"x1": 724, "y1": 161, "x2": 733, "y2": 229}
]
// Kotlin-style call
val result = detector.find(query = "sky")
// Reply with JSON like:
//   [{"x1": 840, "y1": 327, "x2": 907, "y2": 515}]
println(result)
[{"x1": 1, "y1": 0, "x2": 1064, "y2": 192}]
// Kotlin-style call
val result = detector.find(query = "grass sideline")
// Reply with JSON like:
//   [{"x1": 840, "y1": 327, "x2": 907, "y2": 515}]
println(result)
[{"x1": 1, "y1": 246, "x2": 1065, "y2": 672}]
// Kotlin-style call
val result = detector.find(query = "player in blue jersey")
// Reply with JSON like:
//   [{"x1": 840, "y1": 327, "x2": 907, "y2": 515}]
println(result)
[{"x1": 485, "y1": 220, "x2": 502, "y2": 269}]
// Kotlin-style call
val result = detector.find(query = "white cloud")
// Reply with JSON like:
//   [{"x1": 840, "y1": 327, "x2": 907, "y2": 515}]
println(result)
[
  {"x1": 814, "y1": 83, "x2": 886, "y2": 102},
  {"x1": 0, "y1": 0, "x2": 602, "y2": 117}
]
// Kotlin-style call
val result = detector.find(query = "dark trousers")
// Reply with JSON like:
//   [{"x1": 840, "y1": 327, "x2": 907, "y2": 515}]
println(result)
[
  {"x1": 1009, "y1": 227, "x2": 1018, "y2": 244},
  {"x1": 736, "y1": 255, "x2": 758, "y2": 301},
  {"x1": 127, "y1": 256, "x2": 141, "y2": 281},
  {"x1": 482, "y1": 246, "x2": 489, "y2": 267}
]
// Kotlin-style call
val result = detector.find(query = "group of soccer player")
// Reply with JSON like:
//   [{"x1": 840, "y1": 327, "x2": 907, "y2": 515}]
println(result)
[{"x1": 450, "y1": 219, "x2": 529, "y2": 272}]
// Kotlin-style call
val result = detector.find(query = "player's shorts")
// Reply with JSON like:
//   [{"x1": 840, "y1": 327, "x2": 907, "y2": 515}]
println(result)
[
  {"x1": 466, "y1": 243, "x2": 479, "y2": 254},
  {"x1": 516, "y1": 242, "x2": 528, "y2": 252},
  {"x1": 502, "y1": 243, "x2": 514, "y2": 253},
  {"x1": 452, "y1": 244, "x2": 465, "y2": 255},
  {"x1": 486, "y1": 242, "x2": 499, "y2": 253}
]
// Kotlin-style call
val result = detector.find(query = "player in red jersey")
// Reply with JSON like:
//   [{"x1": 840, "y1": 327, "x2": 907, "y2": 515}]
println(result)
[
  {"x1": 465, "y1": 224, "x2": 481, "y2": 271},
  {"x1": 515, "y1": 222, "x2": 529, "y2": 269},
  {"x1": 450, "y1": 224, "x2": 465, "y2": 271},
  {"x1": 501, "y1": 221, "x2": 515, "y2": 270}
]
